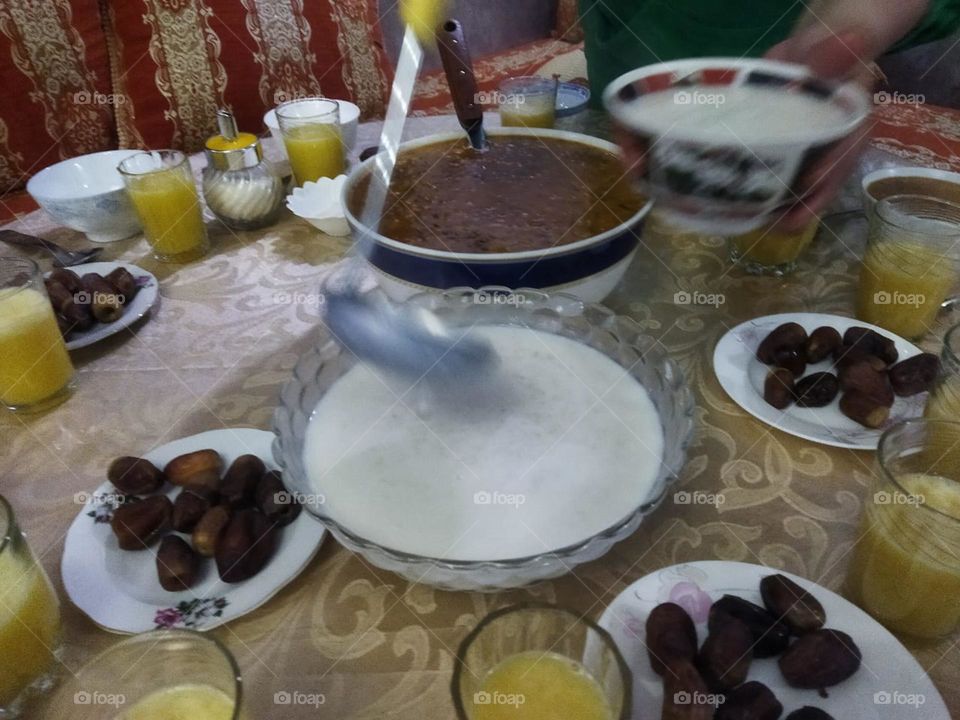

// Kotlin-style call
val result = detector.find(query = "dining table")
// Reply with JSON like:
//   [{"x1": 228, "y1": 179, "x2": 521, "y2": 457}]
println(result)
[{"x1": 2, "y1": 100, "x2": 960, "y2": 719}]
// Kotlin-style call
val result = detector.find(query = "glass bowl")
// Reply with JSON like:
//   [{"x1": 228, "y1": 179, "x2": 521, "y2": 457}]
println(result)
[{"x1": 272, "y1": 287, "x2": 695, "y2": 591}]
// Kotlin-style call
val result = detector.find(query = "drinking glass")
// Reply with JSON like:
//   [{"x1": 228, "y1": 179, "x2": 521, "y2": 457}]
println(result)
[
  {"x1": 728, "y1": 219, "x2": 819, "y2": 275},
  {"x1": 499, "y1": 76, "x2": 559, "y2": 129},
  {"x1": 452, "y1": 603, "x2": 630, "y2": 720},
  {"x1": 0, "y1": 495, "x2": 62, "y2": 717},
  {"x1": 119, "y1": 150, "x2": 208, "y2": 263},
  {"x1": 275, "y1": 98, "x2": 344, "y2": 186},
  {"x1": 48, "y1": 629, "x2": 244, "y2": 719},
  {"x1": 856, "y1": 194, "x2": 960, "y2": 339},
  {"x1": 0, "y1": 258, "x2": 74, "y2": 412},
  {"x1": 846, "y1": 418, "x2": 960, "y2": 639},
  {"x1": 925, "y1": 322, "x2": 960, "y2": 427}
]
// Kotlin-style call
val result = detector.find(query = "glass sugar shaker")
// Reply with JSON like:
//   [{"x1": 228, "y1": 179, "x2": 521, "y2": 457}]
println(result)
[{"x1": 202, "y1": 109, "x2": 285, "y2": 230}]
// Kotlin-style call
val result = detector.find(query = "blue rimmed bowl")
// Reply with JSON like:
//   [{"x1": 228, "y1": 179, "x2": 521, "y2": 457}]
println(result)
[{"x1": 341, "y1": 128, "x2": 653, "y2": 302}]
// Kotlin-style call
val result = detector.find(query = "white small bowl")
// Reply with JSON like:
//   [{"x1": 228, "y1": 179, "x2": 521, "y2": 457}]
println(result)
[
  {"x1": 264, "y1": 100, "x2": 360, "y2": 158},
  {"x1": 26, "y1": 149, "x2": 143, "y2": 243},
  {"x1": 286, "y1": 175, "x2": 351, "y2": 236},
  {"x1": 861, "y1": 166, "x2": 960, "y2": 218}
]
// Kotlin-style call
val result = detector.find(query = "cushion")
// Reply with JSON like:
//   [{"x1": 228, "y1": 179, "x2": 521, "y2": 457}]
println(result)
[
  {"x1": 411, "y1": 38, "x2": 581, "y2": 116},
  {"x1": 103, "y1": 0, "x2": 392, "y2": 153},
  {"x1": 0, "y1": 0, "x2": 116, "y2": 193}
]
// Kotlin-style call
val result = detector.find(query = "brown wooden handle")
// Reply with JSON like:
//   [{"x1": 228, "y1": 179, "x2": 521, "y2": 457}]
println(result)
[{"x1": 436, "y1": 19, "x2": 483, "y2": 127}]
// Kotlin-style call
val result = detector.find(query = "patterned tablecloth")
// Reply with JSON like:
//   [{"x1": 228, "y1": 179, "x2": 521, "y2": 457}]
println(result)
[{"x1": 3, "y1": 106, "x2": 959, "y2": 718}]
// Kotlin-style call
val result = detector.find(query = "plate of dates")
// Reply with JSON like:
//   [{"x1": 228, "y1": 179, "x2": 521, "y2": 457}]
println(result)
[
  {"x1": 597, "y1": 561, "x2": 948, "y2": 720},
  {"x1": 713, "y1": 313, "x2": 937, "y2": 449},
  {"x1": 61, "y1": 428, "x2": 326, "y2": 633}
]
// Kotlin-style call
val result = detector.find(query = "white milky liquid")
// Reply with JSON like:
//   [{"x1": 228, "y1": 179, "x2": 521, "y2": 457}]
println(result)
[
  {"x1": 625, "y1": 85, "x2": 851, "y2": 143},
  {"x1": 301, "y1": 326, "x2": 665, "y2": 561}
]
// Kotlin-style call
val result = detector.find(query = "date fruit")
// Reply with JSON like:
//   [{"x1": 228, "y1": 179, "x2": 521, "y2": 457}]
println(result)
[
  {"x1": 108, "y1": 456, "x2": 166, "y2": 495},
  {"x1": 696, "y1": 614, "x2": 752, "y2": 692},
  {"x1": 760, "y1": 574, "x2": 826, "y2": 635},
  {"x1": 661, "y1": 660, "x2": 712, "y2": 720},
  {"x1": 156, "y1": 535, "x2": 200, "y2": 591},
  {"x1": 793, "y1": 372, "x2": 839, "y2": 408},
  {"x1": 773, "y1": 349, "x2": 806, "y2": 378},
  {"x1": 104, "y1": 266, "x2": 139, "y2": 300},
  {"x1": 889, "y1": 353, "x2": 940, "y2": 397},
  {"x1": 645, "y1": 602, "x2": 698, "y2": 676},
  {"x1": 834, "y1": 345, "x2": 887, "y2": 372},
  {"x1": 779, "y1": 629, "x2": 861, "y2": 689},
  {"x1": 757, "y1": 323, "x2": 808, "y2": 364},
  {"x1": 839, "y1": 391, "x2": 890, "y2": 429},
  {"x1": 715, "y1": 681, "x2": 783, "y2": 720},
  {"x1": 171, "y1": 491, "x2": 211, "y2": 533},
  {"x1": 837, "y1": 361, "x2": 894, "y2": 407},
  {"x1": 709, "y1": 595, "x2": 790, "y2": 658},
  {"x1": 785, "y1": 709, "x2": 834, "y2": 720},
  {"x1": 110, "y1": 495, "x2": 172, "y2": 550},
  {"x1": 216, "y1": 509, "x2": 277, "y2": 583},
  {"x1": 220, "y1": 454, "x2": 266, "y2": 507},
  {"x1": 192, "y1": 505, "x2": 231, "y2": 557},
  {"x1": 255, "y1": 470, "x2": 301, "y2": 526},
  {"x1": 764, "y1": 368, "x2": 796, "y2": 410},
  {"x1": 804, "y1": 327, "x2": 842, "y2": 364},
  {"x1": 843, "y1": 326, "x2": 898, "y2": 365},
  {"x1": 81, "y1": 273, "x2": 125, "y2": 322},
  {"x1": 165, "y1": 449, "x2": 223, "y2": 496}
]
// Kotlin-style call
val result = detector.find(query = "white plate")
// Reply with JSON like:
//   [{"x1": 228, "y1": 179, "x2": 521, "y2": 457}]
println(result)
[
  {"x1": 713, "y1": 313, "x2": 927, "y2": 450},
  {"x1": 46, "y1": 261, "x2": 159, "y2": 350},
  {"x1": 556, "y1": 82, "x2": 591, "y2": 117},
  {"x1": 62, "y1": 429, "x2": 326, "y2": 633},
  {"x1": 597, "y1": 561, "x2": 948, "y2": 720}
]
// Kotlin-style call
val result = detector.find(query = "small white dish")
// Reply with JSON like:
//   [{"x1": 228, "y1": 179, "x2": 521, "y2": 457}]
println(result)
[
  {"x1": 27, "y1": 149, "x2": 143, "y2": 243},
  {"x1": 713, "y1": 312, "x2": 927, "y2": 450},
  {"x1": 286, "y1": 175, "x2": 351, "y2": 236},
  {"x1": 598, "y1": 560, "x2": 950, "y2": 720},
  {"x1": 45, "y1": 261, "x2": 160, "y2": 351},
  {"x1": 264, "y1": 99, "x2": 360, "y2": 158},
  {"x1": 555, "y1": 82, "x2": 590, "y2": 117},
  {"x1": 61, "y1": 428, "x2": 326, "y2": 633}
]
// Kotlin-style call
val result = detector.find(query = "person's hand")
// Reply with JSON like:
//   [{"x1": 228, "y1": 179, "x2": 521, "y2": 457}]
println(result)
[{"x1": 764, "y1": 0, "x2": 930, "y2": 230}]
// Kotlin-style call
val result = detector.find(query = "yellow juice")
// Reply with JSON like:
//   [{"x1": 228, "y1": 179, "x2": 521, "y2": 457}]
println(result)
[
  {"x1": 856, "y1": 240, "x2": 955, "y2": 339},
  {"x1": 126, "y1": 169, "x2": 207, "y2": 261},
  {"x1": 731, "y1": 220, "x2": 818, "y2": 267},
  {"x1": 116, "y1": 684, "x2": 236, "y2": 720},
  {"x1": 847, "y1": 473, "x2": 960, "y2": 638},
  {"x1": 472, "y1": 651, "x2": 613, "y2": 720},
  {"x1": 0, "y1": 546, "x2": 61, "y2": 706},
  {"x1": 500, "y1": 102, "x2": 556, "y2": 129},
  {"x1": 282, "y1": 123, "x2": 345, "y2": 185},
  {"x1": 0, "y1": 287, "x2": 73, "y2": 409}
]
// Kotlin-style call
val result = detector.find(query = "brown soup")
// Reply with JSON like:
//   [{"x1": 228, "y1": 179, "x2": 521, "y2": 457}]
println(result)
[
  {"x1": 348, "y1": 135, "x2": 646, "y2": 253},
  {"x1": 867, "y1": 176, "x2": 960, "y2": 206}
]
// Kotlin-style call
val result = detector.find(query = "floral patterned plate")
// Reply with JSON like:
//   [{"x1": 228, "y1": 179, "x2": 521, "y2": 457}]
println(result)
[
  {"x1": 61, "y1": 428, "x2": 326, "y2": 633},
  {"x1": 596, "y1": 561, "x2": 948, "y2": 720},
  {"x1": 714, "y1": 312, "x2": 927, "y2": 450},
  {"x1": 45, "y1": 261, "x2": 160, "y2": 351}
]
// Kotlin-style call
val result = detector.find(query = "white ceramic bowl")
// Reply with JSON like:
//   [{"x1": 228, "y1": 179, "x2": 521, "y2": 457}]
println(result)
[
  {"x1": 861, "y1": 166, "x2": 960, "y2": 218},
  {"x1": 604, "y1": 58, "x2": 872, "y2": 234},
  {"x1": 264, "y1": 100, "x2": 360, "y2": 158},
  {"x1": 26, "y1": 149, "x2": 142, "y2": 243}
]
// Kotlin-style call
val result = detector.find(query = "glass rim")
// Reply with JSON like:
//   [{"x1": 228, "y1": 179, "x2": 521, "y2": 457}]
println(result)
[
  {"x1": 274, "y1": 97, "x2": 340, "y2": 121},
  {"x1": 500, "y1": 75, "x2": 559, "y2": 93},
  {"x1": 450, "y1": 601, "x2": 632, "y2": 720},
  {"x1": 0, "y1": 256, "x2": 39, "y2": 294},
  {"x1": 876, "y1": 193, "x2": 960, "y2": 238},
  {"x1": 117, "y1": 149, "x2": 188, "y2": 177},
  {"x1": 945, "y1": 322, "x2": 960, "y2": 370},
  {"x1": 877, "y1": 418, "x2": 960, "y2": 523},
  {"x1": 78, "y1": 628, "x2": 244, "y2": 718}
]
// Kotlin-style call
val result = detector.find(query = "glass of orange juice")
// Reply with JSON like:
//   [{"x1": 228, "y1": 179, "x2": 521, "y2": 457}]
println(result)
[
  {"x1": 47, "y1": 629, "x2": 244, "y2": 719},
  {"x1": 452, "y1": 603, "x2": 630, "y2": 720},
  {"x1": 846, "y1": 418, "x2": 960, "y2": 639},
  {"x1": 728, "y1": 219, "x2": 819, "y2": 275},
  {"x1": 0, "y1": 258, "x2": 74, "y2": 412},
  {"x1": 276, "y1": 98, "x2": 345, "y2": 186},
  {"x1": 0, "y1": 495, "x2": 62, "y2": 717},
  {"x1": 119, "y1": 150, "x2": 209, "y2": 263},
  {"x1": 856, "y1": 194, "x2": 960, "y2": 339},
  {"x1": 499, "y1": 76, "x2": 559, "y2": 129}
]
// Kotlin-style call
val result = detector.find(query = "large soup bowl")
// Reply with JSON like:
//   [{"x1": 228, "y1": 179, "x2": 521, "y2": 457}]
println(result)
[
  {"x1": 272, "y1": 288, "x2": 695, "y2": 591},
  {"x1": 342, "y1": 128, "x2": 654, "y2": 303}
]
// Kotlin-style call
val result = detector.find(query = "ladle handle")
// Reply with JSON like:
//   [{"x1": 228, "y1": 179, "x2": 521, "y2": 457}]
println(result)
[{"x1": 436, "y1": 19, "x2": 483, "y2": 128}]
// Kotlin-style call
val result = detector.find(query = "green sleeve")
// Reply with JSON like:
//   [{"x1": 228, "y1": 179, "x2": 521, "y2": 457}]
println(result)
[{"x1": 889, "y1": 0, "x2": 960, "y2": 52}]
